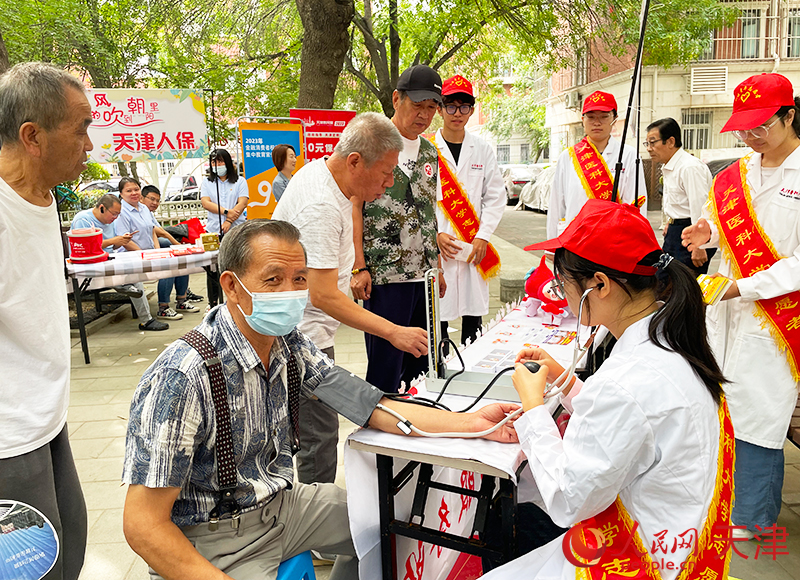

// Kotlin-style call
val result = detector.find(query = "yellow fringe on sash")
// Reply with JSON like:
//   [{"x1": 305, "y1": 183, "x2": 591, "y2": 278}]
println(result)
[
  {"x1": 433, "y1": 143, "x2": 501, "y2": 281},
  {"x1": 710, "y1": 156, "x2": 800, "y2": 383}
]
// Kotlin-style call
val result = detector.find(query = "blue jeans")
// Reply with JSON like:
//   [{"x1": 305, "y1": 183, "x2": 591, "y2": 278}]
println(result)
[
  {"x1": 156, "y1": 237, "x2": 189, "y2": 305},
  {"x1": 732, "y1": 438, "x2": 784, "y2": 532}
]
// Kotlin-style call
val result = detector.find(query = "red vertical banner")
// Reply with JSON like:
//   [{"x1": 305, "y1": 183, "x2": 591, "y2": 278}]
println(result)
[{"x1": 289, "y1": 109, "x2": 357, "y2": 160}]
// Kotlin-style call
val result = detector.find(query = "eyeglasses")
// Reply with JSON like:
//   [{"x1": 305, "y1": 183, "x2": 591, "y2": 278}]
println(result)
[
  {"x1": 642, "y1": 139, "x2": 665, "y2": 148},
  {"x1": 443, "y1": 104, "x2": 474, "y2": 115},
  {"x1": 583, "y1": 113, "x2": 613, "y2": 123},
  {"x1": 107, "y1": 209, "x2": 121, "y2": 217},
  {"x1": 547, "y1": 274, "x2": 567, "y2": 301},
  {"x1": 733, "y1": 117, "x2": 782, "y2": 141}
]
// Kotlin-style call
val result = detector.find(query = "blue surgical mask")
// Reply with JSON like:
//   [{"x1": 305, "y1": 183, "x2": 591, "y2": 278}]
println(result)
[
  {"x1": 233, "y1": 273, "x2": 308, "y2": 336},
  {"x1": 215, "y1": 165, "x2": 228, "y2": 177}
]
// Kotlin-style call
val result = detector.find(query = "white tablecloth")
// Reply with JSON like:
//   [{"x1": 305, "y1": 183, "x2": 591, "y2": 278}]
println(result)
[
  {"x1": 66, "y1": 249, "x2": 218, "y2": 290},
  {"x1": 345, "y1": 393, "x2": 527, "y2": 580},
  {"x1": 346, "y1": 303, "x2": 590, "y2": 579}
]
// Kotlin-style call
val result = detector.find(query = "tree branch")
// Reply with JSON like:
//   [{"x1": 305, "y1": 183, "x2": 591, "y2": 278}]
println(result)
[{"x1": 344, "y1": 53, "x2": 382, "y2": 99}]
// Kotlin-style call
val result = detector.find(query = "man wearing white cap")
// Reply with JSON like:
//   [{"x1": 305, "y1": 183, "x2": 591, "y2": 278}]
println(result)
[{"x1": 547, "y1": 90, "x2": 647, "y2": 238}]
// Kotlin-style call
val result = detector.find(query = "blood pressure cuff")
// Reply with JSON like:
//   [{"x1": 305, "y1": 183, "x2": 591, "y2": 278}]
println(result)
[{"x1": 311, "y1": 365, "x2": 385, "y2": 428}]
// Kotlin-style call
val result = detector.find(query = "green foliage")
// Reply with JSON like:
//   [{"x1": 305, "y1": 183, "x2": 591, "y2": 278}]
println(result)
[
  {"x1": 80, "y1": 162, "x2": 110, "y2": 183},
  {"x1": 483, "y1": 78, "x2": 549, "y2": 163},
  {"x1": 0, "y1": 0, "x2": 303, "y2": 130}
]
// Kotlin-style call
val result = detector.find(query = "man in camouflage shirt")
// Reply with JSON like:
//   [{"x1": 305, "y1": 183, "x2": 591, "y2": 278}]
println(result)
[{"x1": 352, "y1": 64, "x2": 446, "y2": 392}]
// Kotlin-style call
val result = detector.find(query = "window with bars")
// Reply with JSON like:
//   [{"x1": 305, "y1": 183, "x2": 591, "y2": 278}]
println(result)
[
  {"x1": 159, "y1": 161, "x2": 176, "y2": 176},
  {"x1": 789, "y1": 9, "x2": 800, "y2": 58},
  {"x1": 520, "y1": 144, "x2": 530, "y2": 163},
  {"x1": 741, "y1": 9, "x2": 760, "y2": 59},
  {"x1": 682, "y1": 110, "x2": 712, "y2": 150},
  {"x1": 497, "y1": 145, "x2": 511, "y2": 164}
]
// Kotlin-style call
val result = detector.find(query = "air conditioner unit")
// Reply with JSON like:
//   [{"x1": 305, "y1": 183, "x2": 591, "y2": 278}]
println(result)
[
  {"x1": 565, "y1": 91, "x2": 581, "y2": 109},
  {"x1": 690, "y1": 67, "x2": 727, "y2": 95}
]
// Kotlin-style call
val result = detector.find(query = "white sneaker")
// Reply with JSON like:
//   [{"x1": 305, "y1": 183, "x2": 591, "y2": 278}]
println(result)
[
  {"x1": 175, "y1": 302, "x2": 200, "y2": 313},
  {"x1": 157, "y1": 307, "x2": 183, "y2": 320},
  {"x1": 731, "y1": 527, "x2": 755, "y2": 540}
]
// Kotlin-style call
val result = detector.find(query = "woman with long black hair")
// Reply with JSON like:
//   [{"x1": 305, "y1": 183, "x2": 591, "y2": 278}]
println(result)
[
  {"x1": 200, "y1": 148, "x2": 249, "y2": 310},
  {"x1": 482, "y1": 200, "x2": 732, "y2": 580}
]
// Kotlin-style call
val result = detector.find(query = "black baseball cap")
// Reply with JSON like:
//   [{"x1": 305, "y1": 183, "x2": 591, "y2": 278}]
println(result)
[{"x1": 397, "y1": 65, "x2": 443, "y2": 103}]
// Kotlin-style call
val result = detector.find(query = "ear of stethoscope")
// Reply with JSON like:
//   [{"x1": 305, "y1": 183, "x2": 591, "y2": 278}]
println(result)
[{"x1": 543, "y1": 285, "x2": 600, "y2": 400}]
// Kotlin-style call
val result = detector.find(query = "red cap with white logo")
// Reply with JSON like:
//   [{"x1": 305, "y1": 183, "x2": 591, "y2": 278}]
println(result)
[{"x1": 582, "y1": 91, "x2": 618, "y2": 114}]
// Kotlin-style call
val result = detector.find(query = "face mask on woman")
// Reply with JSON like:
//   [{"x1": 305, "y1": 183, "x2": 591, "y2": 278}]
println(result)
[{"x1": 215, "y1": 165, "x2": 228, "y2": 178}]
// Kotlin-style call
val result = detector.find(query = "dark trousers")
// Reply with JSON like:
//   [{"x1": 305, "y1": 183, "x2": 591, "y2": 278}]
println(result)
[
  {"x1": 296, "y1": 347, "x2": 340, "y2": 485},
  {"x1": 363, "y1": 281, "x2": 429, "y2": 393},
  {"x1": 440, "y1": 315, "x2": 482, "y2": 356},
  {"x1": 0, "y1": 425, "x2": 87, "y2": 580},
  {"x1": 663, "y1": 218, "x2": 716, "y2": 275},
  {"x1": 206, "y1": 269, "x2": 221, "y2": 307}
]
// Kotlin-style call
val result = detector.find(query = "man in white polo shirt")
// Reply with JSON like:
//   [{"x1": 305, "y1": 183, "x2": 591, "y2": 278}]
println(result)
[{"x1": 645, "y1": 117, "x2": 715, "y2": 274}]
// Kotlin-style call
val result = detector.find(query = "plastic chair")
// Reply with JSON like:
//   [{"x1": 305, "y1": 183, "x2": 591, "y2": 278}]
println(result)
[{"x1": 277, "y1": 550, "x2": 317, "y2": 580}]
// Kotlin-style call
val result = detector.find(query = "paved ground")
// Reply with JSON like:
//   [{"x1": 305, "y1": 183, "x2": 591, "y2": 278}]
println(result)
[{"x1": 68, "y1": 207, "x2": 796, "y2": 579}]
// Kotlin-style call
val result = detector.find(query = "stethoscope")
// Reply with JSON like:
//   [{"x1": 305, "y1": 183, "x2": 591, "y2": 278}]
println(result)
[{"x1": 375, "y1": 285, "x2": 599, "y2": 438}]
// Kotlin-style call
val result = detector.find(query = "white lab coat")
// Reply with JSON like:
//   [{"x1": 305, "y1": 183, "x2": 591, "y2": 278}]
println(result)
[
  {"x1": 434, "y1": 129, "x2": 506, "y2": 321},
  {"x1": 702, "y1": 148, "x2": 800, "y2": 449},
  {"x1": 547, "y1": 136, "x2": 647, "y2": 238},
  {"x1": 483, "y1": 314, "x2": 721, "y2": 580}
]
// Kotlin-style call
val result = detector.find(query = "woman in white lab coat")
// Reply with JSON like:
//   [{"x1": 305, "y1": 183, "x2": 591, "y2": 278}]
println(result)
[
  {"x1": 482, "y1": 199, "x2": 730, "y2": 580},
  {"x1": 683, "y1": 73, "x2": 800, "y2": 538}
]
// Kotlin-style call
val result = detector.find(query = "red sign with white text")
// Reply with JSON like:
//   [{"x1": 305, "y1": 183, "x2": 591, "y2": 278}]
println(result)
[{"x1": 289, "y1": 108, "x2": 357, "y2": 160}]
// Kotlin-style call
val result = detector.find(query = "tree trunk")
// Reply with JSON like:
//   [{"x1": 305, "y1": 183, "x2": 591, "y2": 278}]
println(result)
[
  {"x1": 0, "y1": 31, "x2": 9, "y2": 74},
  {"x1": 295, "y1": 0, "x2": 354, "y2": 108},
  {"x1": 129, "y1": 161, "x2": 139, "y2": 182}
]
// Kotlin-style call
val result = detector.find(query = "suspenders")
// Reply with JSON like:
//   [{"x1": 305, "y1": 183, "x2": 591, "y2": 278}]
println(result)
[{"x1": 180, "y1": 329, "x2": 302, "y2": 531}]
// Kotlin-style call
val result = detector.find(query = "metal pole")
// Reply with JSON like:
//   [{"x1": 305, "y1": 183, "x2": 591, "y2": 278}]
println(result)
[{"x1": 611, "y1": 0, "x2": 651, "y2": 203}]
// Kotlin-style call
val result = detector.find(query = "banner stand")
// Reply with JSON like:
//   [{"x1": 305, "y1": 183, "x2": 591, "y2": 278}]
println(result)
[{"x1": 235, "y1": 116, "x2": 305, "y2": 220}]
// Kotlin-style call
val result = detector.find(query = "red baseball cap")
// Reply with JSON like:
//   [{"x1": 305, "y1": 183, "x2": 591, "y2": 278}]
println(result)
[
  {"x1": 721, "y1": 73, "x2": 795, "y2": 132},
  {"x1": 582, "y1": 91, "x2": 617, "y2": 114},
  {"x1": 442, "y1": 75, "x2": 474, "y2": 98},
  {"x1": 524, "y1": 199, "x2": 661, "y2": 276}
]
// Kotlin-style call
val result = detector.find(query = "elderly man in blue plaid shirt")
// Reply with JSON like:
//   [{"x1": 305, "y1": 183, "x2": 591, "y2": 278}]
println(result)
[{"x1": 121, "y1": 219, "x2": 519, "y2": 580}]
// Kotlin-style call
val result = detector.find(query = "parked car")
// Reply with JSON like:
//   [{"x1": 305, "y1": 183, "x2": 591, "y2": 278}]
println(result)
[
  {"x1": 519, "y1": 163, "x2": 556, "y2": 212},
  {"x1": 162, "y1": 175, "x2": 198, "y2": 196},
  {"x1": 78, "y1": 178, "x2": 121, "y2": 193},
  {"x1": 500, "y1": 164, "x2": 537, "y2": 204},
  {"x1": 706, "y1": 157, "x2": 741, "y2": 177},
  {"x1": 165, "y1": 187, "x2": 200, "y2": 202}
]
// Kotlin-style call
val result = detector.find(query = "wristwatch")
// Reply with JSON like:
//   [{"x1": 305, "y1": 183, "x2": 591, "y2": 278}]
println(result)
[
  {"x1": 352, "y1": 267, "x2": 369, "y2": 275},
  {"x1": 223, "y1": 209, "x2": 229, "y2": 216}
]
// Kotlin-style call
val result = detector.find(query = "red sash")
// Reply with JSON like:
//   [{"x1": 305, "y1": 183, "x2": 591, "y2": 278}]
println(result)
[
  {"x1": 710, "y1": 157, "x2": 800, "y2": 382},
  {"x1": 575, "y1": 397, "x2": 735, "y2": 580},
  {"x1": 569, "y1": 138, "x2": 615, "y2": 201},
  {"x1": 568, "y1": 138, "x2": 645, "y2": 207},
  {"x1": 436, "y1": 145, "x2": 501, "y2": 280}
]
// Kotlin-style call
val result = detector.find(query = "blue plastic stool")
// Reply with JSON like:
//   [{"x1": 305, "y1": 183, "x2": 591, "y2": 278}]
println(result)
[{"x1": 277, "y1": 550, "x2": 317, "y2": 580}]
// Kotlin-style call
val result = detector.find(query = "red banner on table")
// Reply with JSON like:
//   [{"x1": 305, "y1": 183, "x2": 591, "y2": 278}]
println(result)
[{"x1": 290, "y1": 108, "x2": 356, "y2": 160}]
